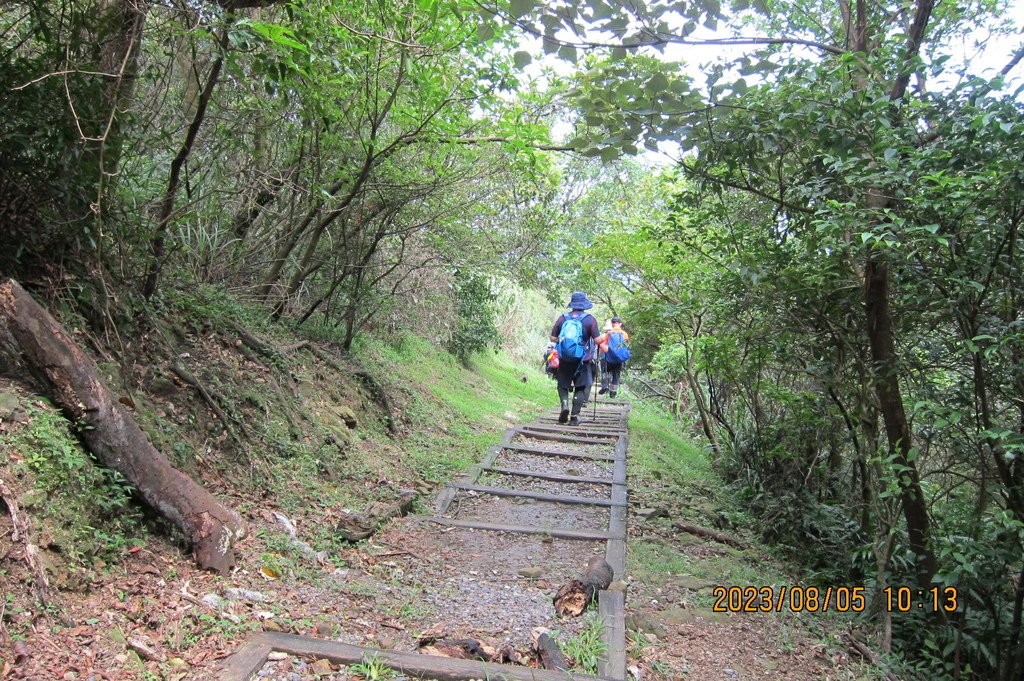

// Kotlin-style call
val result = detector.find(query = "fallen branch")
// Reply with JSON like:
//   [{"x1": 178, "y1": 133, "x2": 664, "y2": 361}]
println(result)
[
  {"x1": 553, "y1": 555, "x2": 613, "y2": 617},
  {"x1": 0, "y1": 278, "x2": 245, "y2": 574},
  {"x1": 671, "y1": 521, "x2": 748, "y2": 550},
  {"x1": 336, "y1": 489, "x2": 417, "y2": 542},
  {"x1": 170, "y1": 362, "x2": 242, "y2": 443},
  {"x1": 226, "y1": 320, "x2": 284, "y2": 365},
  {"x1": 845, "y1": 633, "x2": 899, "y2": 681},
  {"x1": 281, "y1": 341, "x2": 310, "y2": 355}
]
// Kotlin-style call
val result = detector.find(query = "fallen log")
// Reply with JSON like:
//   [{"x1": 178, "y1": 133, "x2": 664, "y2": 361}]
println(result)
[
  {"x1": 336, "y1": 489, "x2": 416, "y2": 541},
  {"x1": 0, "y1": 278, "x2": 245, "y2": 574},
  {"x1": 531, "y1": 629, "x2": 568, "y2": 671},
  {"x1": 671, "y1": 521, "x2": 748, "y2": 549},
  {"x1": 553, "y1": 555, "x2": 613, "y2": 617}
]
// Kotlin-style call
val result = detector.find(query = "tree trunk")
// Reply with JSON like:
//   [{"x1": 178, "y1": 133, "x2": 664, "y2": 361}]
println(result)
[
  {"x1": 142, "y1": 23, "x2": 232, "y2": 299},
  {"x1": 863, "y1": 252, "x2": 937, "y2": 586},
  {"x1": 0, "y1": 278, "x2": 244, "y2": 573}
]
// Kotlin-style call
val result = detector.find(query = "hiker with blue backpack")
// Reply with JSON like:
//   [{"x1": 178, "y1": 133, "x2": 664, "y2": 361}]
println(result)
[
  {"x1": 549, "y1": 291, "x2": 601, "y2": 426},
  {"x1": 596, "y1": 316, "x2": 630, "y2": 398}
]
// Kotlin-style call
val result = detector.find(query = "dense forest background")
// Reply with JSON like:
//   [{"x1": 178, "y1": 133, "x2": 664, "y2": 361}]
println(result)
[{"x1": 2, "y1": 0, "x2": 1023, "y2": 678}]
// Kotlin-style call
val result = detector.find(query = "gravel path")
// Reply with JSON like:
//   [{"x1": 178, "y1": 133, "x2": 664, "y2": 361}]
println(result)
[
  {"x1": 511, "y1": 436, "x2": 618, "y2": 458},
  {"x1": 477, "y1": 471, "x2": 612, "y2": 500},
  {"x1": 495, "y1": 449, "x2": 613, "y2": 479},
  {"x1": 449, "y1": 493, "x2": 611, "y2": 530}
]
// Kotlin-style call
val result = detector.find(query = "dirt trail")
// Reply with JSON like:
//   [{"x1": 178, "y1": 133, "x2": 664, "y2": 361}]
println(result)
[{"x1": 225, "y1": 403, "x2": 632, "y2": 680}]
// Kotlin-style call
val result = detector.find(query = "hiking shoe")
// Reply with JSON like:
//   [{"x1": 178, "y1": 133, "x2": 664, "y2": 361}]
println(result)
[
  {"x1": 558, "y1": 408, "x2": 569, "y2": 423},
  {"x1": 569, "y1": 416, "x2": 581, "y2": 426},
  {"x1": 598, "y1": 387, "x2": 608, "y2": 395}
]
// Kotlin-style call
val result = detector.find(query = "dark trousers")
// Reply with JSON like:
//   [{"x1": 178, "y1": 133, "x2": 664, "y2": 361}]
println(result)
[
  {"x1": 600, "y1": 360, "x2": 623, "y2": 390},
  {"x1": 557, "y1": 360, "x2": 593, "y2": 415}
]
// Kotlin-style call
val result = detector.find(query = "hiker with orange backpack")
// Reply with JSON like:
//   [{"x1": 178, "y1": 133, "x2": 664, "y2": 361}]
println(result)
[
  {"x1": 596, "y1": 316, "x2": 630, "y2": 398},
  {"x1": 550, "y1": 292, "x2": 600, "y2": 426}
]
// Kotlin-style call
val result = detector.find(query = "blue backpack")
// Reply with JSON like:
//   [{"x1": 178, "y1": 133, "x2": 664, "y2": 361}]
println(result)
[
  {"x1": 605, "y1": 329, "x2": 631, "y2": 364},
  {"x1": 557, "y1": 312, "x2": 590, "y2": 361}
]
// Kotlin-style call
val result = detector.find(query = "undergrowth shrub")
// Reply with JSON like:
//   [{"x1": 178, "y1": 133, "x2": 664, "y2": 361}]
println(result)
[{"x1": 3, "y1": 402, "x2": 145, "y2": 565}]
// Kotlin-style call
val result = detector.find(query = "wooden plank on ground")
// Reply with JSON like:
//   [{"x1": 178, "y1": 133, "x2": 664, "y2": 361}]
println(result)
[
  {"x1": 514, "y1": 428, "x2": 620, "y2": 447},
  {"x1": 219, "y1": 640, "x2": 273, "y2": 681},
  {"x1": 499, "y1": 443, "x2": 617, "y2": 462},
  {"x1": 220, "y1": 632, "x2": 621, "y2": 681},
  {"x1": 526, "y1": 424, "x2": 625, "y2": 435},
  {"x1": 520, "y1": 423, "x2": 622, "y2": 438},
  {"x1": 435, "y1": 457, "x2": 489, "y2": 515},
  {"x1": 422, "y1": 516, "x2": 622, "y2": 541},
  {"x1": 485, "y1": 466, "x2": 613, "y2": 486},
  {"x1": 451, "y1": 482, "x2": 624, "y2": 507},
  {"x1": 606, "y1": 486, "x2": 628, "y2": 581},
  {"x1": 597, "y1": 590, "x2": 626, "y2": 680}
]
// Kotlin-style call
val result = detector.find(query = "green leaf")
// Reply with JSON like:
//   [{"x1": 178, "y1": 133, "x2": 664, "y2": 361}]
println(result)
[
  {"x1": 509, "y1": 0, "x2": 534, "y2": 19},
  {"x1": 646, "y1": 73, "x2": 669, "y2": 93},
  {"x1": 558, "y1": 44, "x2": 578, "y2": 62},
  {"x1": 476, "y1": 23, "x2": 495, "y2": 42},
  {"x1": 513, "y1": 51, "x2": 532, "y2": 69}
]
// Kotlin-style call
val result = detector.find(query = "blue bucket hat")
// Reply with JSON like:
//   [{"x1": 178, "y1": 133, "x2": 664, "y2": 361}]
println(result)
[{"x1": 568, "y1": 291, "x2": 593, "y2": 310}]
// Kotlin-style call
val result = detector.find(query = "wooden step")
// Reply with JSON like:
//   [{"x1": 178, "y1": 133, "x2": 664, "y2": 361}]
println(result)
[
  {"x1": 500, "y1": 442, "x2": 617, "y2": 462},
  {"x1": 485, "y1": 465, "x2": 615, "y2": 486},
  {"x1": 450, "y1": 482, "x2": 625, "y2": 507},
  {"x1": 422, "y1": 516, "x2": 623, "y2": 541}
]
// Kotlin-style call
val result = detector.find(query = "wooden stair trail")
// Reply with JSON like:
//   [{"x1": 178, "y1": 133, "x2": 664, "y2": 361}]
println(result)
[{"x1": 220, "y1": 403, "x2": 631, "y2": 681}]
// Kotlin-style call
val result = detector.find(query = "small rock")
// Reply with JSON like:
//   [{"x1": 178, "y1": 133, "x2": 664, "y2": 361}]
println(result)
[
  {"x1": 201, "y1": 593, "x2": 227, "y2": 608},
  {"x1": 225, "y1": 587, "x2": 269, "y2": 603},
  {"x1": 608, "y1": 580, "x2": 629, "y2": 592},
  {"x1": 263, "y1": 620, "x2": 285, "y2": 632},
  {"x1": 311, "y1": 658, "x2": 333, "y2": 675},
  {"x1": 127, "y1": 636, "x2": 165, "y2": 662},
  {"x1": 272, "y1": 511, "x2": 299, "y2": 538},
  {"x1": 625, "y1": 612, "x2": 667, "y2": 638},
  {"x1": 518, "y1": 566, "x2": 543, "y2": 579},
  {"x1": 0, "y1": 391, "x2": 28, "y2": 423},
  {"x1": 724, "y1": 669, "x2": 738, "y2": 679},
  {"x1": 627, "y1": 665, "x2": 642, "y2": 680},
  {"x1": 635, "y1": 507, "x2": 670, "y2": 520},
  {"x1": 335, "y1": 405, "x2": 359, "y2": 429},
  {"x1": 267, "y1": 651, "x2": 288, "y2": 661}
]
